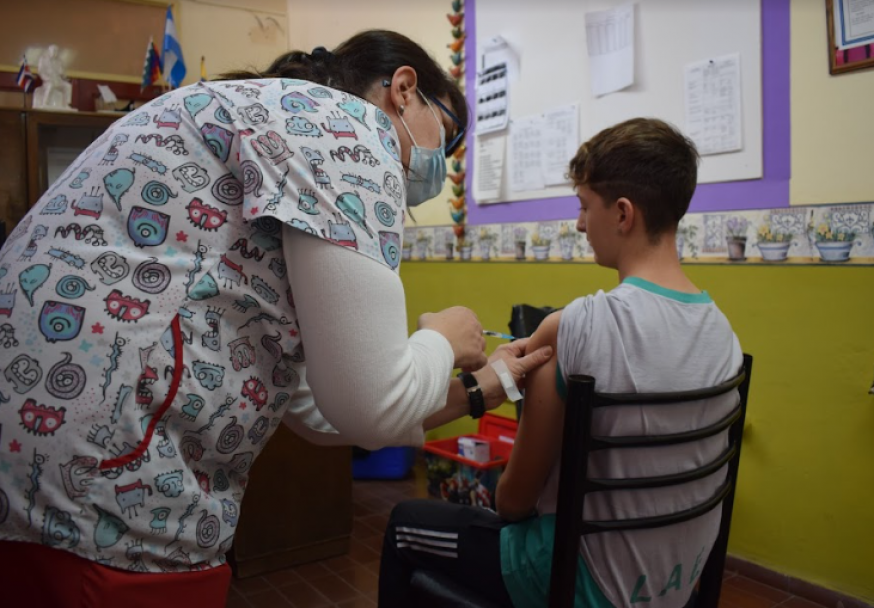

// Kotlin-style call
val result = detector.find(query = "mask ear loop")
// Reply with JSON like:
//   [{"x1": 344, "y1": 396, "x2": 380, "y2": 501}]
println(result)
[
  {"x1": 382, "y1": 77, "x2": 416, "y2": 173},
  {"x1": 395, "y1": 99, "x2": 418, "y2": 224},
  {"x1": 412, "y1": 92, "x2": 447, "y2": 225},
  {"x1": 401, "y1": 92, "x2": 446, "y2": 188},
  {"x1": 418, "y1": 90, "x2": 446, "y2": 151},
  {"x1": 398, "y1": 108, "x2": 419, "y2": 149},
  {"x1": 383, "y1": 82, "x2": 443, "y2": 226},
  {"x1": 404, "y1": 92, "x2": 447, "y2": 225},
  {"x1": 382, "y1": 77, "x2": 445, "y2": 142},
  {"x1": 381, "y1": 79, "x2": 415, "y2": 225},
  {"x1": 384, "y1": 92, "x2": 415, "y2": 224},
  {"x1": 406, "y1": 198, "x2": 417, "y2": 225}
]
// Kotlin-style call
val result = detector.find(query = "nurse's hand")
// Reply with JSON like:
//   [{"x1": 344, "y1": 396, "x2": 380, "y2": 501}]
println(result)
[
  {"x1": 475, "y1": 338, "x2": 553, "y2": 410},
  {"x1": 418, "y1": 306, "x2": 487, "y2": 370}
]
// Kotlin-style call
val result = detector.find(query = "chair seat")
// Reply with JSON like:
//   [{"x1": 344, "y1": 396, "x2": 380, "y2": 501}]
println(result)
[{"x1": 410, "y1": 569, "x2": 511, "y2": 608}]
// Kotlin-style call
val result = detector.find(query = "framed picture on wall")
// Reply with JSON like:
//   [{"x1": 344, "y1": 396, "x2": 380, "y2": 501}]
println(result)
[{"x1": 826, "y1": 0, "x2": 874, "y2": 74}]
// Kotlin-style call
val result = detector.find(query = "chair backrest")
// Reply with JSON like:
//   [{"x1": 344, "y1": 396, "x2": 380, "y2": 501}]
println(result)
[{"x1": 549, "y1": 354, "x2": 753, "y2": 608}]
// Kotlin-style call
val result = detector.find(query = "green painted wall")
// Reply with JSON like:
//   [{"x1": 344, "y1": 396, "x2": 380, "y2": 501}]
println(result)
[{"x1": 401, "y1": 261, "x2": 874, "y2": 602}]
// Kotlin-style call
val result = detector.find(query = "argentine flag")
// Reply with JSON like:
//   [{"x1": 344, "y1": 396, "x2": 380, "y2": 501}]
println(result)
[{"x1": 162, "y1": 5, "x2": 186, "y2": 88}]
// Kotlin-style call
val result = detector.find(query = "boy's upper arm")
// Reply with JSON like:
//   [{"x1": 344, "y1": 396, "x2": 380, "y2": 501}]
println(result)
[{"x1": 496, "y1": 311, "x2": 565, "y2": 521}]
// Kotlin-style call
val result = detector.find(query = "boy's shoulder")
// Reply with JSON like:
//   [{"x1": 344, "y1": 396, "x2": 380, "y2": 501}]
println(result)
[
  {"x1": 529, "y1": 310, "x2": 563, "y2": 349},
  {"x1": 562, "y1": 281, "x2": 723, "y2": 325}
]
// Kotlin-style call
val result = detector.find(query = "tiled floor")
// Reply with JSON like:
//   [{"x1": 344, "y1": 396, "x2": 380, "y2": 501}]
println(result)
[
  {"x1": 226, "y1": 467, "x2": 428, "y2": 608},
  {"x1": 226, "y1": 461, "x2": 829, "y2": 608}
]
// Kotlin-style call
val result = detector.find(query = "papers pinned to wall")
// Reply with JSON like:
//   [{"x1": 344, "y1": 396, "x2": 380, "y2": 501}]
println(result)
[
  {"x1": 476, "y1": 64, "x2": 509, "y2": 134},
  {"x1": 542, "y1": 104, "x2": 579, "y2": 186},
  {"x1": 475, "y1": 104, "x2": 580, "y2": 203},
  {"x1": 684, "y1": 53, "x2": 743, "y2": 156},
  {"x1": 475, "y1": 35, "x2": 518, "y2": 134},
  {"x1": 585, "y1": 2, "x2": 635, "y2": 97},
  {"x1": 509, "y1": 115, "x2": 546, "y2": 193},
  {"x1": 481, "y1": 34, "x2": 520, "y2": 83},
  {"x1": 475, "y1": 134, "x2": 506, "y2": 203}
]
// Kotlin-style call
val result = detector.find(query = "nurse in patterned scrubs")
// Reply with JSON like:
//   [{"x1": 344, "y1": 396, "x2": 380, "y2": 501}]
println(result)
[{"x1": 0, "y1": 30, "x2": 552, "y2": 607}]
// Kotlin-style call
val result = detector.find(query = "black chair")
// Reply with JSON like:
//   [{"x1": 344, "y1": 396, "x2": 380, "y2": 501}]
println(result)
[
  {"x1": 410, "y1": 355, "x2": 753, "y2": 608},
  {"x1": 550, "y1": 354, "x2": 753, "y2": 608}
]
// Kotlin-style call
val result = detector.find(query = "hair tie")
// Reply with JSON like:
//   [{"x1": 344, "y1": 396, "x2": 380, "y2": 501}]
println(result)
[{"x1": 310, "y1": 46, "x2": 333, "y2": 63}]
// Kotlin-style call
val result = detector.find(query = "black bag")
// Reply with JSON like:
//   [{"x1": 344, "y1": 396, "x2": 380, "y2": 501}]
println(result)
[{"x1": 508, "y1": 304, "x2": 559, "y2": 339}]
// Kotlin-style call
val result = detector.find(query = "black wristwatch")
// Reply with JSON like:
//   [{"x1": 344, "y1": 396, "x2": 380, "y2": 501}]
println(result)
[{"x1": 458, "y1": 372, "x2": 485, "y2": 419}]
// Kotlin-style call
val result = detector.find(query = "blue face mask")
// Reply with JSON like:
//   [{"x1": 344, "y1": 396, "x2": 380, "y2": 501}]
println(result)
[{"x1": 399, "y1": 93, "x2": 447, "y2": 207}]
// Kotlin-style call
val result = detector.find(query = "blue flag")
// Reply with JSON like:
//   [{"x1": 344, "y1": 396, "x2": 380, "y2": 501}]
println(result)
[{"x1": 162, "y1": 5, "x2": 186, "y2": 88}]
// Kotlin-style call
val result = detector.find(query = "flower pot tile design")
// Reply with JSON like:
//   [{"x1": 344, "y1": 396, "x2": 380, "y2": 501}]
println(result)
[
  {"x1": 400, "y1": 203, "x2": 872, "y2": 264},
  {"x1": 703, "y1": 214, "x2": 727, "y2": 253}
]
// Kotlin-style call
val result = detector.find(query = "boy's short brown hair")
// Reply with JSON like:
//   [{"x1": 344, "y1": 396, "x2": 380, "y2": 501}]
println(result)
[{"x1": 568, "y1": 118, "x2": 700, "y2": 239}]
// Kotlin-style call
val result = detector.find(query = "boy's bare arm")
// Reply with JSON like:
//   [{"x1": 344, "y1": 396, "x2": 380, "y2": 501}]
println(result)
[{"x1": 496, "y1": 311, "x2": 566, "y2": 521}]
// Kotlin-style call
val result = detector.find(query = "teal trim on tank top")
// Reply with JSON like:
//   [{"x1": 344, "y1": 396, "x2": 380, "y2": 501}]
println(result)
[
  {"x1": 622, "y1": 276, "x2": 712, "y2": 304},
  {"x1": 500, "y1": 514, "x2": 614, "y2": 608},
  {"x1": 556, "y1": 362, "x2": 567, "y2": 400}
]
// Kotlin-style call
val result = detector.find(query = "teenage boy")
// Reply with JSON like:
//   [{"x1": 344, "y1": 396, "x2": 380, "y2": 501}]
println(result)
[{"x1": 378, "y1": 118, "x2": 744, "y2": 608}]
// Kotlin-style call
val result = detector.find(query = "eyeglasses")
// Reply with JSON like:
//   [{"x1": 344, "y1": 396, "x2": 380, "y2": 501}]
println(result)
[{"x1": 425, "y1": 94, "x2": 466, "y2": 156}]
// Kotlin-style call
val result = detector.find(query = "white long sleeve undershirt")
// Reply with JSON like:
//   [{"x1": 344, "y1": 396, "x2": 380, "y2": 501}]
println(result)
[{"x1": 280, "y1": 226, "x2": 454, "y2": 449}]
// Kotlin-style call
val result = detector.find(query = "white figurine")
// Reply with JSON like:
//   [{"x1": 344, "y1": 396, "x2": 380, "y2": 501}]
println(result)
[{"x1": 33, "y1": 45, "x2": 76, "y2": 111}]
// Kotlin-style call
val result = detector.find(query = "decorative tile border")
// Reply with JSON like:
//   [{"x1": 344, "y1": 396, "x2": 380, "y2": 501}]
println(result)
[{"x1": 403, "y1": 203, "x2": 874, "y2": 265}]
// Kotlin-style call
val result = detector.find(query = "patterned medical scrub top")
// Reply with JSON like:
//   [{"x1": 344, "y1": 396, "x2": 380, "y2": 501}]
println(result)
[{"x1": 0, "y1": 78, "x2": 407, "y2": 572}]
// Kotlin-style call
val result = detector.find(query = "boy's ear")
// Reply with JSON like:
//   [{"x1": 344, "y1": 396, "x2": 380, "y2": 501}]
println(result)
[{"x1": 615, "y1": 197, "x2": 635, "y2": 234}]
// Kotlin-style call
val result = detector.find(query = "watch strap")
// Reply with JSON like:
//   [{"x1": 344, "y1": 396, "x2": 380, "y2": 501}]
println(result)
[{"x1": 458, "y1": 372, "x2": 485, "y2": 419}]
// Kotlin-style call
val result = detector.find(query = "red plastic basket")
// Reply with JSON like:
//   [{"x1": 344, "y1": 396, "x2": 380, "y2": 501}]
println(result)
[{"x1": 422, "y1": 414, "x2": 518, "y2": 508}]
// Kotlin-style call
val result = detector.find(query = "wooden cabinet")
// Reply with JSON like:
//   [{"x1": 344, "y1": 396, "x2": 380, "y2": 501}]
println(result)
[
  {"x1": 0, "y1": 109, "x2": 28, "y2": 239},
  {"x1": 0, "y1": 108, "x2": 117, "y2": 237},
  {"x1": 25, "y1": 110, "x2": 117, "y2": 207},
  {"x1": 229, "y1": 424, "x2": 353, "y2": 578}
]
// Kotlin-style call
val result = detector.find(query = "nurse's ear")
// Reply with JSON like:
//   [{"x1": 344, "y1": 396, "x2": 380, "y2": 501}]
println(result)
[{"x1": 385, "y1": 66, "x2": 418, "y2": 118}]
